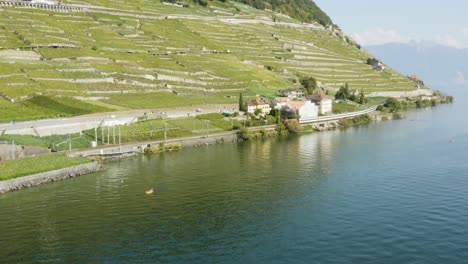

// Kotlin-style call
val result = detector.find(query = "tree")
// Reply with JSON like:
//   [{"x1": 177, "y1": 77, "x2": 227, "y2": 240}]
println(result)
[
  {"x1": 335, "y1": 82, "x2": 350, "y2": 100},
  {"x1": 273, "y1": 109, "x2": 281, "y2": 124},
  {"x1": 358, "y1": 89, "x2": 366, "y2": 104},
  {"x1": 254, "y1": 108, "x2": 262, "y2": 116},
  {"x1": 239, "y1": 93, "x2": 247, "y2": 112},
  {"x1": 300, "y1": 76, "x2": 317, "y2": 95}
]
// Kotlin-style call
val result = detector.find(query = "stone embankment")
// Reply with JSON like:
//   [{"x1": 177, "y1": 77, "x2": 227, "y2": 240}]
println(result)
[
  {"x1": 0, "y1": 1, "x2": 85, "y2": 12},
  {"x1": 71, "y1": 131, "x2": 239, "y2": 157},
  {"x1": 0, "y1": 162, "x2": 105, "y2": 194},
  {"x1": 367, "y1": 89, "x2": 433, "y2": 98}
]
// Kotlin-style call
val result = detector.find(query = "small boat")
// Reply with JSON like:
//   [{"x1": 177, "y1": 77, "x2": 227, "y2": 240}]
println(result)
[{"x1": 145, "y1": 188, "x2": 154, "y2": 195}]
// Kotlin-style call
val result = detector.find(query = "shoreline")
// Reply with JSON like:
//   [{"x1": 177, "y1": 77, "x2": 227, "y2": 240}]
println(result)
[
  {"x1": 0, "y1": 101, "x2": 451, "y2": 194},
  {"x1": 0, "y1": 162, "x2": 106, "y2": 194}
]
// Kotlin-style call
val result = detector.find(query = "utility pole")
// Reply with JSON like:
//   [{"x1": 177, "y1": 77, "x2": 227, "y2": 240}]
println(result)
[
  {"x1": 118, "y1": 126, "x2": 121, "y2": 153},
  {"x1": 94, "y1": 127, "x2": 97, "y2": 142},
  {"x1": 107, "y1": 126, "x2": 110, "y2": 145},
  {"x1": 101, "y1": 127, "x2": 104, "y2": 144},
  {"x1": 205, "y1": 120, "x2": 209, "y2": 138},
  {"x1": 113, "y1": 126, "x2": 116, "y2": 144},
  {"x1": 164, "y1": 123, "x2": 167, "y2": 142}
]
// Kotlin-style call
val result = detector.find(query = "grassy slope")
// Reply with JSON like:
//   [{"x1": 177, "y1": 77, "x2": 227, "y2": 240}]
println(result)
[
  {"x1": 0, "y1": 0, "x2": 425, "y2": 122},
  {"x1": 0, "y1": 154, "x2": 91, "y2": 181}
]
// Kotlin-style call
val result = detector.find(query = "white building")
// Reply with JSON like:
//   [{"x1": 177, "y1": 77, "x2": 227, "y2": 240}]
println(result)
[
  {"x1": 271, "y1": 97, "x2": 289, "y2": 109},
  {"x1": 281, "y1": 88, "x2": 305, "y2": 99},
  {"x1": 247, "y1": 97, "x2": 271, "y2": 115},
  {"x1": 27, "y1": 0, "x2": 55, "y2": 5},
  {"x1": 284, "y1": 99, "x2": 318, "y2": 120},
  {"x1": 367, "y1": 58, "x2": 385, "y2": 71},
  {"x1": 306, "y1": 93, "x2": 333, "y2": 115}
]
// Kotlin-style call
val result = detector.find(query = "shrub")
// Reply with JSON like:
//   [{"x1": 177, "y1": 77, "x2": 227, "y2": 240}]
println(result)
[
  {"x1": 238, "y1": 127, "x2": 251, "y2": 140},
  {"x1": 392, "y1": 113, "x2": 403, "y2": 120},
  {"x1": 286, "y1": 121, "x2": 303, "y2": 133},
  {"x1": 383, "y1": 98, "x2": 401, "y2": 112},
  {"x1": 340, "y1": 114, "x2": 372, "y2": 128},
  {"x1": 144, "y1": 143, "x2": 182, "y2": 154},
  {"x1": 275, "y1": 123, "x2": 288, "y2": 134}
]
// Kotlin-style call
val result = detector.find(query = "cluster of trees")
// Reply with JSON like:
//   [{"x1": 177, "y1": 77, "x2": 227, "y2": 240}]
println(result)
[
  {"x1": 335, "y1": 83, "x2": 366, "y2": 104},
  {"x1": 160, "y1": 0, "x2": 332, "y2": 25},
  {"x1": 230, "y1": 0, "x2": 332, "y2": 25},
  {"x1": 300, "y1": 76, "x2": 317, "y2": 95},
  {"x1": 376, "y1": 97, "x2": 401, "y2": 113}
]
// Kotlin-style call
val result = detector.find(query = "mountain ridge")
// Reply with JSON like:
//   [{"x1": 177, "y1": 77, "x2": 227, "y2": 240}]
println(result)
[{"x1": 367, "y1": 42, "x2": 468, "y2": 88}]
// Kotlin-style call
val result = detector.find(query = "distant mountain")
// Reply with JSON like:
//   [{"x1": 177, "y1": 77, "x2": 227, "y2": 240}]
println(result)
[{"x1": 367, "y1": 42, "x2": 468, "y2": 88}]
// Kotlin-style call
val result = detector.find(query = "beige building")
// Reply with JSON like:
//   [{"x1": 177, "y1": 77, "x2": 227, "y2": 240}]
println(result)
[{"x1": 247, "y1": 97, "x2": 271, "y2": 115}]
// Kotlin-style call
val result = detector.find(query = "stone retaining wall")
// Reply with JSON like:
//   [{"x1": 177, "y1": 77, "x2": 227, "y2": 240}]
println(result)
[
  {"x1": 0, "y1": 161, "x2": 105, "y2": 193},
  {"x1": 0, "y1": 1, "x2": 85, "y2": 12}
]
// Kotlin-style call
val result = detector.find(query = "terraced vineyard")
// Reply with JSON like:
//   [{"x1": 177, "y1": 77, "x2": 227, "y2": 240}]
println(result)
[{"x1": 0, "y1": 0, "x2": 426, "y2": 122}]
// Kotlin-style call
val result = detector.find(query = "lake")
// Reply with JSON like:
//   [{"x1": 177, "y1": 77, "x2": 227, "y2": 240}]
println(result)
[{"x1": 1, "y1": 88, "x2": 467, "y2": 263}]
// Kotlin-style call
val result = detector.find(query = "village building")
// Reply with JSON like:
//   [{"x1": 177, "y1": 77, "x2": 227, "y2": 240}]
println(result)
[
  {"x1": 25, "y1": 0, "x2": 55, "y2": 4},
  {"x1": 281, "y1": 88, "x2": 305, "y2": 99},
  {"x1": 407, "y1": 74, "x2": 424, "y2": 86},
  {"x1": 271, "y1": 97, "x2": 289, "y2": 109},
  {"x1": 247, "y1": 97, "x2": 271, "y2": 115},
  {"x1": 283, "y1": 99, "x2": 319, "y2": 120},
  {"x1": 367, "y1": 58, "x2": 385, "y2": 71},
  {"x1": 306, "y1": 93, "x2": 333, "y2": 115}
]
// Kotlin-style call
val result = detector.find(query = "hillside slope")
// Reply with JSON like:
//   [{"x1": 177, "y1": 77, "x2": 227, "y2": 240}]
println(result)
[{"x1": 0, "y1": 0, "x2": 424, "y2": 121}]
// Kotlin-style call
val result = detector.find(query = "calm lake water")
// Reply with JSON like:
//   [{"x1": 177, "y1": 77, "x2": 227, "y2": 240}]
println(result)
[{"x1": 1, "y1": 88, "x2": 467, "y2": 263}]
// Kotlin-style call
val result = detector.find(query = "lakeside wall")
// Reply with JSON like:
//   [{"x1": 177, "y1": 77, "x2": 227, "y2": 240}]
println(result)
[
  {"x1": 0, "y1": 162, "x2": 105, "y2": 194},
  {"x1": 72, "y1": 131, "x2": 240, "y2": 157}
]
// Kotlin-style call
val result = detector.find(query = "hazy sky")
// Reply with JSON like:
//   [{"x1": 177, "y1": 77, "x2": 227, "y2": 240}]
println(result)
[{"x1": 314, "y1": 0, "x2": 468, "y2": 48}]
